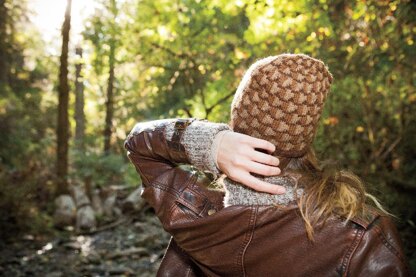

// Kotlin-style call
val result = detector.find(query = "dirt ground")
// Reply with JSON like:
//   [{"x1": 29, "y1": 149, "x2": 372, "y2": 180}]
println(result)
[{"x1": 0, "y1": 214, "x2": 170, "y2": 277}]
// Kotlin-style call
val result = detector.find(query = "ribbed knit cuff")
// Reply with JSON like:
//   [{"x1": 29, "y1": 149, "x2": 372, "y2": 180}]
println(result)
[
  {"x1": 164, "y1": 120, "x2": 231, "y2": 176},
  {"x1": 211, "y1": 130, "x2": 232, "y2": 170}
]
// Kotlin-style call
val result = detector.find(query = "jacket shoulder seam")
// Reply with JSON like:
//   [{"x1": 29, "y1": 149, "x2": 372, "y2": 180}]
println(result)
[
  {"x1": 341, "y1": 226, "x2": 365, "y2": 276},
  {"x1": 235, "y1": 206, "x2": 258, "y2": 277}
]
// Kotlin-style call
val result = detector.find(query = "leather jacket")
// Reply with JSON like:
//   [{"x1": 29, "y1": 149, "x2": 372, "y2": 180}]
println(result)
[{"x1": 124, "y1": 118, "x2": 410, "y2": 277}]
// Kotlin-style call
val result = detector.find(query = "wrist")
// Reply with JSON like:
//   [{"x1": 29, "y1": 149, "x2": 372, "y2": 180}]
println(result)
[{"x1": 211, "y1": 130, "x2": 233, "y2": 171}]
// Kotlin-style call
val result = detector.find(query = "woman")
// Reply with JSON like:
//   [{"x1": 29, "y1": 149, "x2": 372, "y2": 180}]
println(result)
[{"x1": 125, "y1": 54, "x2": 409, "y2": 276}]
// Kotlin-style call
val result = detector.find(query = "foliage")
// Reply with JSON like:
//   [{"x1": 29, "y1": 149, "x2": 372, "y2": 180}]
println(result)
[
  {"x1": 71, "y1": 149, "x2": 135, "y2": 187},
  {"x1": 0, "y1": 0, "x2": 57, "y2": 238}
]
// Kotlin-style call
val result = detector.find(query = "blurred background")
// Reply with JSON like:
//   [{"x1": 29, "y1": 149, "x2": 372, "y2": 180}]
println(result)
[{"x1": 0, "y1": 0, "x2": 415, "y2": 275}]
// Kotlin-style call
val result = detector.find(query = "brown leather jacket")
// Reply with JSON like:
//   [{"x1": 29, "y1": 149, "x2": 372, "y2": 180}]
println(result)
[{"x1": 125, "y1": 119, "x2": 410, "y2": 277}]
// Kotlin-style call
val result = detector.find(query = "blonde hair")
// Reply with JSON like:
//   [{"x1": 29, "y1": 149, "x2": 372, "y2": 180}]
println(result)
[{"x1": 286, "y1": 148, "x2": 388, "y2": 240}]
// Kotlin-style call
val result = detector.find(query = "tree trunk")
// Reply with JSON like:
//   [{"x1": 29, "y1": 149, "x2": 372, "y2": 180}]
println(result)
[
  {"x1": 0, "y1": 0, "x2": 8, "y2": 85},
  {"x1": 56, "y1": 0, "x2": 72, "y2": 195},
  {"x1": 74, "y1": 47, "x2": 85, "y2": 149},
  {"x1": 103, "y1": 42, "x2": 115, "y2": 154}
]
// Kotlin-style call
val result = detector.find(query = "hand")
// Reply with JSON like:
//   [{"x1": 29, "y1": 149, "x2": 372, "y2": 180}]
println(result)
[{"x1": 216, "y1": 131, "x2": 285, "y2": 194}]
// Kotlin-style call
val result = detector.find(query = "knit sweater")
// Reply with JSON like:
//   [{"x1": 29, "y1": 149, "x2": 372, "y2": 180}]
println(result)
[{"x1": 164, "y1": 120, "x2": 303, "y2": 207}]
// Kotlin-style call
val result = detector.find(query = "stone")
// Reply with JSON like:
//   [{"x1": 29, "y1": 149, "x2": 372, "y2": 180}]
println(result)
[
  {"x1": 122, "y1": 187, "x2": 145, "y2": 213},
  {"x1": 91, "y1": 189, "x2": 104, "y2": 217},
  {"x1": 103, "y1": 193, "x2": 117, "y2": 218},
  {"x1": 76, "y1": 205, "x2": 96, "y2": 231},
  {"x1": 53, "y1": 195, "x2": 76, "y2": 227}
]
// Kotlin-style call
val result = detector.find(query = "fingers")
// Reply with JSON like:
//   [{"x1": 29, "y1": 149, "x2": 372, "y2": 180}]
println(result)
[
  {"x1": 219, "y1": 131, "x2": 286, "y2": 194},
  {"x1": 244, "y1": 135, "x2": 276, "y2": 154},
  {"x1": 249, "y1": 150, "x2": 280, "y2": 166},
  {"x1": 247, "y1": 161, "x2": 281, "y2": 176},
  {"x1": 243, "y1": 174, "x2": 286, "y2": 194}
]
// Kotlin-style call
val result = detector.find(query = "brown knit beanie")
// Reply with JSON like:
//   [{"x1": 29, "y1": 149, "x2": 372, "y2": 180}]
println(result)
[{"x1": 230, "y1": 54, "x2": 333, "y2": 158}]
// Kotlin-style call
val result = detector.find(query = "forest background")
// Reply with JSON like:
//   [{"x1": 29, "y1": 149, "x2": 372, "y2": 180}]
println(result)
[{"x1": 0, "y1": 0, "x2": 415, "y2": 272}]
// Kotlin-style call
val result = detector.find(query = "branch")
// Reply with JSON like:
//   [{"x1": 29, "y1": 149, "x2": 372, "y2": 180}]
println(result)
[
  {"x1": 150, "y1": 42, "x2": 198, "y2": 65},
  {"x1": 182, "y1": 106, "x2": 193, "y2": 118},
  {"x1": 199, "y1": 89, "x2": 207, "y2": 112},
  {"x1": 191, "y1": 25, "x2": 207, "y2": 37},
  {"x1": 146, "y1": 63, "x2": 176, "y2": 71},
  {"x1": 77, "y1": 217, "x2": 132, "y2": 235},
  {"x1": 379, "y1": 137, "x2": 401, "y2": 161},
  {"x1": 205, "y1": 90, "x2": 235, "y2": 117}
]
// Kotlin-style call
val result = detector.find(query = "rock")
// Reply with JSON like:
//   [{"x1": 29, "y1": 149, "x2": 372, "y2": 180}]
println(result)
[
  {"x1": 91, "y1": 189, "x2": 104, "y2": 216},
  {"x1": 76, "y1": 205, "x2": 96, "y2": 231},
  {"x1": 45, "y1": 271, "x2": 63, "y2": 277},
  {"x1": 71, "y1": 185, "x2": 90, "y2": 208},
  {"x1": 133, "y1": 222, "x2": 146, "y2": 232},
  {"x1": 113, "y1": 207, "x2": 122, "y2": 217},
  {"x1": 107, "y1": 247, "x2": 148, "y2": 259},
  {"x1": 70, "y1": 184, "x2": 96, "y2": 231},
  {"x1": 63, "y1": 241, "x2": 81, "y2": 250},
  {"x1": 53, "y1": 195, "x2": 76, "y2": 227},
  {"x1": 122, "y1": 187, "x2": 145, "y2": 213},
  {"x1": 103, "y1": 192, "x2": 117, "y2": 218},
  {"x1": 84, "y1": 250, "x2": 101, "y2": 264},
  {"x1": 107, "y1": 266, "x2": 134, "y2": 275}
]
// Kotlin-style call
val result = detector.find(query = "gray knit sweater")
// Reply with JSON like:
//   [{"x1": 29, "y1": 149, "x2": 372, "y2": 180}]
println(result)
[{"x1": 164, "y1": 120, "x2": 302, "y2": 207}]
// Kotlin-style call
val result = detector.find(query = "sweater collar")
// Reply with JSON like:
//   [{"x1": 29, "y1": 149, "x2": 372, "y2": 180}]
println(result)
[{"x1": 222, "y1": 175, "x2": 303, "y2": 207}]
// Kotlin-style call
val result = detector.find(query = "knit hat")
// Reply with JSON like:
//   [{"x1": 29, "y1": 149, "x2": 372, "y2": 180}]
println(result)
[{"x1": 230, "y1": 54, "x2": 333, "y2": 158}]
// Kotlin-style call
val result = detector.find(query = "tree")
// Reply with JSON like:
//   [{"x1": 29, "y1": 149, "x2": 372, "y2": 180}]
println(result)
[
  {"x1": 103, "y1": 35, "x2": 116, "y2": 153},
  {"x1": 0, "y1": 0, "x2": 7, "y2": 85},
  {"x1": 56, "y1": 0, "x2": 72, "y2": 194},
  {"x1": 74, "y1": 47, "x2": 85, "y2": 149},
  {"x1": 103, "y1": 0, "x2": 118, "y2": 154},
  {"x1": 83, "y1": 0, "x2": 122, "y2": 154}
]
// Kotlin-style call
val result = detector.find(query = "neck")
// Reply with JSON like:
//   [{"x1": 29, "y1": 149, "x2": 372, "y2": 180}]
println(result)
[{"x1": 222, "y1": 175, "x2": 303, "y2": 207}]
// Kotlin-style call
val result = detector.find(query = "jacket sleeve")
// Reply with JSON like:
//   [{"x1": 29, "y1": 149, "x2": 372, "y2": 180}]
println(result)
[
  {"x1": 125, "y1": 118, "x2": 254, "y2": 276},
  {"x1": 124, "y1": 118, "x2": 230, "y2": 229},
  {"x1": 348, "y1": 215, "x2": 411, "y2": 276},
  {"x1": 157, "y1": 238, "x2": 202, "y2": 277}
]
